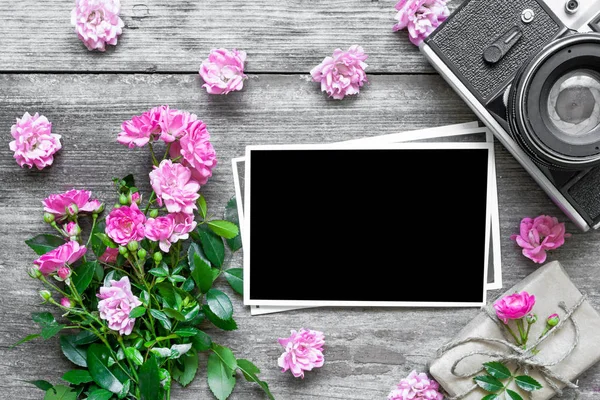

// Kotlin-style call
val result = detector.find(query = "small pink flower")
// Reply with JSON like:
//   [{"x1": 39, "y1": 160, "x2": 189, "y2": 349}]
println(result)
[
  {"x1": 33, "y1": 241, "x2": 87, "y2": 276},
  {"x1": 43, "y1": 189, "x2": 103, "y2": 221},
  {"x1": 170, "y1": 212, "x2": 197, "y2": 243},
  {"x1": 393, "y1": 0, "x2": 449, "y2": 46},
  {"x1": 9, "y1": 112, "x2": 61, "y2": 170},
  {"x1": 278, "y1": 328, "x2": 325, "y2": 378},
  {"x1": 199, "y1": 48, "x2": 248, "y2": 95},
  {"x1": 63, "y1": 222, "x2": 81, "y2": 238},
  {"x1": 57, "y1": 266, "x2": 72, "y2": 281},
  {"x1": 60, "y1": 297, "x2": 72, "y2": 308},
  {"x1": 169, "y1": 119, "x2": 218, "y2": 185},
  {"x1": 145, "y1": 215, "x2": 176, "y2": 252},
  {"x1": 158, "y1": 106, "x2": 196, "y2": 143},
  {"x1": 493, "y1": 291, "x2": 536, "y2": 324},
  {"x1": 117, "y1": 106, "x2": 162, "y2": 148},
  {"x1": 71, "y1": 0, "x2": 124, "y2": 52},
  {"x1": 388, "y1": 370, "x2": 443, "y2": 400},
  {"x1": 510, "y1": 215, "x2": 570, "y2": 264},
  {"x1": 310, "y1": 45, "x2": 368, "y2": 100},
  {"x1": 130, "y1": 192, "x2": 141, "y2": 205},
  {"x1": 99, "y1": 247, "x2": 119, "y2": 264},
  {"x1": 97, "y1": 276, "x2": 142, "y2": 335},
  {"x1": 105, "y1": 202, "x2": 146, "y2": 246},
  {"x1": 149, "y1": 159, "x2": 200, "y2": 214}
]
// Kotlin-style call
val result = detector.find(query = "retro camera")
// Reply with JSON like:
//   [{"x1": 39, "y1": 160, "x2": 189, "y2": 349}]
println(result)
[{"x1": 420, "y1": 0, "x2": 600, "y2": 231}]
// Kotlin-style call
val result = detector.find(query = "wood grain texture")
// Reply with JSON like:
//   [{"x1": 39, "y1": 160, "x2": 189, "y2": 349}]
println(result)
[
  {"x1": 0, "y1": 0, "x2": 465, "y2": 73},
  {"x1": 2, "y1": 73, "x2": 600, "y2": 399}
]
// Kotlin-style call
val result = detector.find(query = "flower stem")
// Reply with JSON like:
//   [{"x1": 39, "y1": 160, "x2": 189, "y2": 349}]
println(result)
[
  {"x1": 162, "y1": 143, "x2": 172, "y2": 162},
  {"x1": 516, "y1": 318, "x2": 527, "y2": 346},
  {"x1": 144, "y1": 192, "x2": 156, "y2": 215},
  {"x1": 503, "y1": 322, "x2": 522, "y2": 346},
  {"x1": 148, "y1": 142, "x2": 159, "y2": 166},
  {"x1": 85, "y1": 213, "x2": 98, "y2": 248}
]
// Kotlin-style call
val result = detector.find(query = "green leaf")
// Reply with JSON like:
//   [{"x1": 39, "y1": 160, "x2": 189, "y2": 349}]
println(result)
[
  {"x1": 62, "y1": 369, "x2": 93, "y2": 385},
  {"x1": 24, "y1": 379, "x2": 53, "y2": 391},
  {"x1": 154, "y1": 282, "x2": 181, "y2": 309},
  {"x1": 196, "y1": 225, "x2": 225, "y2": 267},
  {"x1": 224, "y1": 196, "x2": 242, "y2": 252},
  {"x1": 506, "y1": 389, "x2": 524, "y2": 400},
  {"x1": 177, "y1": 349, "x2": 199, "y2": 387},
  {"x1": 87, "y1": 388, "x2": 114, "y2": 400},
  {"x1": 481, "y1": 395, "x2": 499, "y2": 400},
  {"x1": 139, "y1": 355, "x2": 160, "y2": 400},
  {"x1": 224, "y1": 268, "x2": 243, "y2": 295},
  {"x1": 60, "y1": 335, "x2": 88, "y2": 367},
  {"x1": 237, "y1": 359, "x2": 274, "y2": 400},
  {"x1": 33, "y1": 312, "x2": 65, "y2": 340},
  {"x1": 149, "y1": 309, "x2": 172, "y2": 331},
  {"x1": 163, "y1": 308, "x2": 186, "y2": 322},
  {"x1": 187, "y1": 242, "x2": 209, "y2": 270},
  {"x1": 72, "y1": 330, "x2": 99, "y2": 345},
  {"x1": 73, "y1": 261, "x2": 97, "y2": 293},
  {"x1": 483, "y1": 361, "x2": 512, "y2": 380},
  {"x1": 208, "y1": 220, "x2": 239, "y2": 239},
  {"x1": 515, "y1": 375, "x2": 543, "y2": 392},
  {"x1": 25, "y1": 234, "x2": 65, "y2": 255},
  {"x1": 203, "y1": 305, "x2": 238, "y2": 331},
  {"x1": 207, "y1": 352, "x2": 236, "y2": 400},
  {"x1": 91, "y1": 220, "x2": 109, "y2": 258},
  {"x1": 44, "y1": 385, "x2": 76, "y2": 400},
  {"x1": 129, "y1": 306, "x2": 146, "y2": 319},
  {"x1": 211, "y1": 344, "x2": 237, "y2": 371},
  {"x1": 198, "y1": 194, "x2": 208, "y2": 220},
  {"x1": 148, "y1": 263, "x2": 169, "y2": 278},
  {"x1": 206, "y1": 289, "x2": 233, "y2": 321},
  {"x1": 175, "y1": 327, "x2": 200, "y2": 337},
  {"x1": 191, "y1": 330, "x2": 213, "y2": 351},
  {"x1": 192, "y1": 253, "x2": 214, "y2": 294},
  {"x1": 124, "y1": 347, "x2": 144, "y2": 366},
  {"x1": 182, "y1": 303, "x2": 201, "y2": 322},
  {"x1": 11, "y1": 333, "x2": 41, "y2": 348},
  {"x1": 87, "y1": 343, "x2": 124, "y2": 394},
  {"x1": 473, "y1": 375, "x2": 503, "y2": 393}
]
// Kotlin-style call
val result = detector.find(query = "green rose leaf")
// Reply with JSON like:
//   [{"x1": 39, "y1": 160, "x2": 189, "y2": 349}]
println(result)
[
  {"x1": 515, "y1": 375, "x2": 543, "y2": 392},
  {"x1": 224, "y1": 196, "x2": 242, "y2": 252},
  {"x1": 198, "y1": 194, "x2": 208, "y2": 220},
  {"x1": 196, "y1": 225, "x2": 225, "y2": 267},
  {"x1": 182, "y1": 303, "x2": 202, "y2": 322},
  {"x1": 206, "y1": 289, "x2": 233, "y2": 321},
  {"x1": 187, "y1": 242, "x2": 210, "y2": 270},
  {"x1": 72, "y1": 330, "x2": 99, "y2": 345},
  {"x1": 73, "y1": 261, "x2": 97, "y2": 293},
  {"x1": 203, "y1": 305, "x2": 238, "y2": 331},
  {"x1": 61, "y1": 369, "x2": 93, "y2": 385},
  {"x1": 506, "y1": 389, "x2": 524, "y2": 400},
  {"x1": 483, "y1": 361, "x2": 512, "y2": 380},
  {"x1": 24, "y1": 379, "x2": 53, "y2": 391},
  {"x1": 192, "y1": 253, "x2": 213, "y2": 294},
  {"x1": 473, "y1": 375, "x2": 504, "y2": 393},
  {"x1": 44, "y1": 384, "x2": 77, "y2": 400},
  {"x1": 237, "y1": 359, "x2": 275, "y2": 400},
  {"x1": 87, "y1": 343, "x2": 124, "y2": 394},
  {"x1": 208, "y1": 220, "x2": 239, "y2": 239},
  {"x1": 149, "y1": 309, "x2": 172, "y2": 331},
  {"x1": 174, "y1": 327, "x2": 200, "y2": 337},
  {"x1": 163, "y1": 308, "x2": 187, "y2": 322},
  {"x1": 32, "y1": 312, "x2": 65, "y2": 340},
  {"x1": 481, "y1": 395, "x2": 499, "y2": 400},
  {"x1": 139, "y1": 355, "x2": 160, "y2": 400},
  {"x1": 25, "y1": 234, "x2": 65, "y2": 255},
  {"x1": 60, "y1": 335, "x2": 88, "y2": 367},
  {"x1": 11, "y1": 333, "x2": 41, "y2": 348},
  {"x1": 91, "y1": 220, "x2": 109, "y2": 258},
  {"x1": 191, "y1": 330, "x2": 213, "y2": 352},
  {"x1": 211, "y1": 344, "x2": 237, "y2": 371},
  {"x1": 124, "y1": 347, "x2": 144, "y2": 366},
  {"x1": 224, "y1": 268, "x2": 243, "y2": 295},
  {"x1": 177, "y1": 349, "x2": 199, "y2": 387},
  {"x1": 87, "y1": 389, "x2": 114, "y2": 400},
  {"x1": 207, "y1": 352, "x2": 236, "y2": 400},
  {"x1": 129, "y1": 306, "x2": 146, "y2": 319}
]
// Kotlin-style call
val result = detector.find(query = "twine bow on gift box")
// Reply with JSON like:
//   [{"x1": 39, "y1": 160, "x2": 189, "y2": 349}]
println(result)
[{"x1": 435, "y1": 293, "x2": 587, "y2": 400}]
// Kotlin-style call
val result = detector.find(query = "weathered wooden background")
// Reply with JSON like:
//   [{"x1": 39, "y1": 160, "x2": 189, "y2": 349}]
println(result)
[{"x1": 1, "y1": 1, "x2": 600, "y2": 399}]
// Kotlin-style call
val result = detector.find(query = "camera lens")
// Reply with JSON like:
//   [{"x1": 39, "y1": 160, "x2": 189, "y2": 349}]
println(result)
[{"x1": 565, "y1": 0, "x2": 579, "y2": 14}]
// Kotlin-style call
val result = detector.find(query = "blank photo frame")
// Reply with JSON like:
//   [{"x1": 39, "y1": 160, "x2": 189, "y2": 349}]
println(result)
[{"x1": 243, "y1": 141, "x2": 492, "y2": 308}]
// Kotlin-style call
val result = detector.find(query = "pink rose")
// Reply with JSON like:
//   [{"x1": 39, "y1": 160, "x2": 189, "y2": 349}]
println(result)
[
  {"x1": 278, "y1": 328, "x2": 325, "y2": 378},
  {"x1": 170, "y1": 212, "x2": 197, "y2": 243},
  {"x1": 105, "y1": 202, "x2": 146, "y2": 246},
  {"x1": 310, "y1": 45, "x2": 368, "y2": 100},
  {"x1": 493, "y1": 291, "x2": 536, "y2": 324},
  {"x1": 71, "y1": 0, "x2": 124, "y2": 52},
  {"x1": 33, "y1": 241, "x2": 87, "y2": 276},
  {"x1": 9, "y1": 112, "x2": 61, "y2": 170},
  {"x1": 43, "y1": 189, "x2": 103, "y2": 221},
  {"x1": 199, "y1": 48, "x2": 248, "y2": 95},
  {"x1": 60, "y1": 297, "x2": 72, "y2": 308},
  {"x1": 57, "y1": 266, "x2": 72, "y2": 281},
  {"x1": 169, "y1": 119, "x2": 218, "y2": 185},
  {"x1": 388, "y1": 370, "x2": 443, "y2": 400},
  {"x1": 99, "y1": 247, "x2": 119, "y2": 264},
  {"x1": 63, "y1": 222, "x2": 81, "y2": 238},
  {"x1": 393, "y1": 0, "x2": 449, "y2": 46},
  {"x1": 158, "y1": 106, "x2": 196, "y2": 143},
  {"x1": 149, "y1": 159, "x2": 200, "y2": 214},
  {"x1": 117, "y1": 106, "x2": 162, "y2": 148},
  {"x1": 145, "y1": 215, "x2": 176, "y2": 252},
  {"x1": 510, "y1": 215, "x2": 570, "y2": 264},
  {"x1": 97, "y1": 276, "x2": 142, "y2": 335}
]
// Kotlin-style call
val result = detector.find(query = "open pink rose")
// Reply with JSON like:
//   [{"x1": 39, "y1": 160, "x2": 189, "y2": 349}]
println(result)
[
  {"x1": 310, "y1": 45, "x2": 368, "y2": 100},
  {"x1": 33, "y1": 241, "x2": 87, "y2": 276},
  {"x1": 9, "y1": 112, "x2": 62, "y2": 170},
  {"x1": 158, "y1": 106, "x2": 196, "y2": 143},
  {"x1": 510, "y1": 215, "x2": 570, "y2": 264},
  {"x1": 388, "y1": 370, "x2": 443, "y2": 400},
  {"x1": 71, "y1": 0, "x2": 124, "y2": 52},
  {"x1": 149, "y1": 159, "x2": 200, "y2": 214},
  {"x1": 199, "y1": 48, "x2": 248, "y2": 95},
  {"x1": 170, "y1": 119, "x2": 218, "y2": 185},
  {"x1": 393, "y1": 0, "x2": 449, "y2": 46},
  {"x1": 278, "y1": 328, "x2": 325, "y2": 378},
  {"x1": 43, "y1": 189, "x2": 103, "y2": 221},
  {"x1": 105, "y1": 202, "x2": 146, "y2": 246},
  {"x1": 97, "y1": 276, "x2": 142, "y2": 335},
  {"x1": 170, "y1": 212, "x2": 197, "y2": 243},
  {"x1": 145, "y1": 215, "x2": 176, "y2": 252},
  {"x1": 493, "y1": 291, "x2": 536, "y2": 324},
  {"x1": 117, "y1": 106, "x2": 162, "y2": 148}
]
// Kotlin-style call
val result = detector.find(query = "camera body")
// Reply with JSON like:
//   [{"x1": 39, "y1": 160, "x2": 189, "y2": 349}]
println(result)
[{"x1": 420, "y1": 0, "x2": 600, "y2": 231}]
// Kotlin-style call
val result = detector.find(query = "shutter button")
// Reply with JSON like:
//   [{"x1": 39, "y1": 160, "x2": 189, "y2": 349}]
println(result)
[{"x1": 522, "y1": 9, "x2": 535, "y2": 23}]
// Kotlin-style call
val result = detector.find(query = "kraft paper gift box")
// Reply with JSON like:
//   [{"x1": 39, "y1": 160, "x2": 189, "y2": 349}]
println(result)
[{"x1": 428, "y1": 260, "x2": 600, "y2": 400}]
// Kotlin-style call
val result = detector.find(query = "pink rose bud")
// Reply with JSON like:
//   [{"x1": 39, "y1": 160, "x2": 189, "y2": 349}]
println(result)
[
  {"x1": 63, "y1": 222, "x2": 81, "y2": 237},
  {"x1": 93, "y1": 202, "x2": 105, "y2": 214},
  {"x1": 526, "y1": 313, "x2": 538, "y2": 324},
  {"x1": 130, "y1": 192, "x2": 141, "y2": 205},
  {"x1": 60, "y1": 297, "x2": 72, "y2": 308},
  {"x1": 57, "y1": 266, "x2": 72, "y2": 280},
  {"x1": 28, "y1": 267, "x2": 43, "y2": 279},
  {"x1": 39, "y1": 290, "x2": 52, "y2": 301},
  {"x1": 66, "y1": 203, "x2": 79, "y2": 217},
  {"x1": 547, "y1": 313, "x2": 560, "y2": 327},
  {"x1": 43, "y1": 212, "x2": 55, "y2": 224}
]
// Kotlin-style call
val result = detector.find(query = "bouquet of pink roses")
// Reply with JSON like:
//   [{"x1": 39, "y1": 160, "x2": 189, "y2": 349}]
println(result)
[{"x1": 15, "y1": 106, "x2": 273, "y2": 400}]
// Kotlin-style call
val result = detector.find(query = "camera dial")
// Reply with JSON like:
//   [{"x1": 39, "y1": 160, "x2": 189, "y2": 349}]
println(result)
[{"x1": 565, "y1": 0, "x2": 579, "y2": 14}]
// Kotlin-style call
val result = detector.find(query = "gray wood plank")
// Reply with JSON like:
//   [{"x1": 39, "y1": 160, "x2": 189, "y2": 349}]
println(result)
[
  {"x1": 0, "y1": 0, "x2": 464, "y2": 73},
  {"x1": 1, "y1": 73, "x2": 599, "y2": 399}
]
